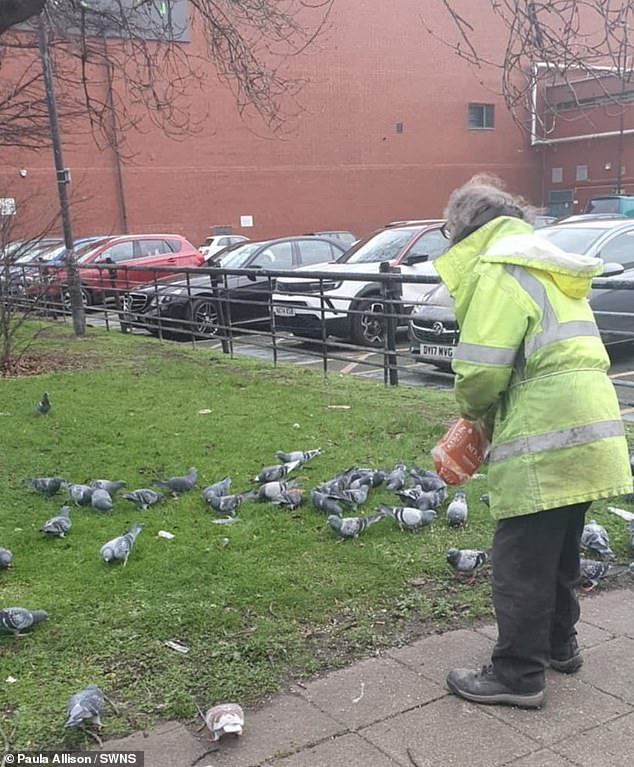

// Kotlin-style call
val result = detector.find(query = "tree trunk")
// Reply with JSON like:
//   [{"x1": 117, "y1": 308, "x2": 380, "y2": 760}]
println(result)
[
  {"x1": 65, "y1": 256, "x2": 86, "y2": 336},
  {"x1": 0, "y1": 0, "x2": 45, "y2": 35}
]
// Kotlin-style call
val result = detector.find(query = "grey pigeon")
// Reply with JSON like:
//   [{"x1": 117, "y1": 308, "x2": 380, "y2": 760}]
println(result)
[
  {"x1": 201, "y1": 477, "x2": 232, "y2": 501},
  {"x1": 327, "y1": 512, "x2": 384, "y2": 539},
  {"x1": 409, "y1": 466, "x2": 447, "y2": 493},
  {"x1": 256, "y1": 480, "x2": 297, "y2": 502},
  {"x1": 480, "y1": 494, "x2": 490, "y2": 508},
  {"x1": 65, "y1": 684, "x2": 105, "y2": 729},
  {"x1": 447, "y1": 548, "x2": 488, "y2": 581},
  {"x1": 100, "y1": 522, "x2": 144, "y2": 565},
  {"x1": 120, "y1": 489, "x2": 162, "y2": 511},
  {"x1": 204, "y1": 702, "x2": 244, "y2": 741},
  {"x1": 0, "y1": 607, "x2": 48, "y2": 636},
  {"x1": 311, "y1": 489, "x2": 343, "y2": 516},
  {"x1": 91, "y1": 488, "x2": 113, "y2": 512},
  {"x1": 607, "y1": 506, "x2": 634, "y2": 549},
  {"x1": 447, "y1": 490, "x2": 468, "y2": 527},
  {"x1": 206, "y1": 492, "x2": 255, "y2": 515},
  {"x1": 0, "y1": 547, "x2": 13, "y2": 568},
  {"x1": 397, "y1": 486, "x2": 444, "y2": 511},
  {"x1": 23, "y1": 477, "x2": 64, "y2": 496},
  {"x1": 273, "y1": 488, "x2": 304, "y2": 509},
  {"x1": 581, "y1": 520, "x2": 615, "y2": 560},
  {"x1": 385, "y1": 464, "x2": 407, "y2": 491},
  {"x1": 41, "y1": 505, "x2": 72, "y2": 537},
  {"x1": 62, "y1": 482, "x2": 94, "y2": 506},
  {"x1": 152, "y1": 467, "x2": 197, "y2": 495},
  {"x1": 90, "y1": 479, "x2": 127, "y2": 496},
  {"x1": 578, "y1": 558, "x2": 631, "y2": 591},
  {"x1": 35, "y1": 392, "x2": 51, "y2": 415},
  {"x1": 275, "y1": 448, "x2": 321, "y2": 465},
  {"x1": 378, "y1": 505, "x2": 436, "y2": 531},
  {"x1": 255, "y1": 460, "x2": 301, "y2": 484}
]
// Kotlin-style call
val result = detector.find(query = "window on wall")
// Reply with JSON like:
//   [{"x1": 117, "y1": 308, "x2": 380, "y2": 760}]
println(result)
[
  {"x1": 552, "y1": 167, "x2": 563, "y2": 183},
  {"x1": 468, "y1": 103, "x2": 495, "y2": 129},
  {"x1": 576, "y1": 165, "x2": 589, "y2": 181}
]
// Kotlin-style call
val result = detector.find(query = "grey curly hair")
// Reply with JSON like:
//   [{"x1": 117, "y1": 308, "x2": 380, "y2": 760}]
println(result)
[{"x1": 443, "y1": 174, "x2": 534, "y2": 245}]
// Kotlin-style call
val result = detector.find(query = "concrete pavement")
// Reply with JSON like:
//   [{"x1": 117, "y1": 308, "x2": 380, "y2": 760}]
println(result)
[{"x1": 103, "y1": 588, "x2": 634, "y2": 767}]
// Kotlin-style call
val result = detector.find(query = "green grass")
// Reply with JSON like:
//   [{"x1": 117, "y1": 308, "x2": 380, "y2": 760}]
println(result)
[{"x1": 0, "y1": 323, "x2": 632, "y2": 748}]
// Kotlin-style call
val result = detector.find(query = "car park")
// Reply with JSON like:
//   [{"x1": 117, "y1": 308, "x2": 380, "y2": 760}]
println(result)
[
  {"x1": 409, "y1": 217, "x2": 634, "y2": 370},
  {"x1": 27, "y1": 234, "x2": 204, "y2": 306},
  {"x1": 272, "y1": 221, "x2": 447, "y2": 347},
  {"x1": 121, "y1": 235, "x2": 347, "y2": 338}
]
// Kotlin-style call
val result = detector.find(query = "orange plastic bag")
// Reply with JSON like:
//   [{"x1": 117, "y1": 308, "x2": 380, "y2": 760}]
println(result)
[{"x1": 431, "y1": 417, "x2": 489, "y2": 485}]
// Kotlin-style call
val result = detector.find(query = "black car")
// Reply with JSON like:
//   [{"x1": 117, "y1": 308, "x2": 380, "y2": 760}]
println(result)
[
  {"x1": 121, "y1": 235, "x2": 347, "y2": 338},
  {"x1": 409, "y1": 218, "x2": 634, "y2": 370}
]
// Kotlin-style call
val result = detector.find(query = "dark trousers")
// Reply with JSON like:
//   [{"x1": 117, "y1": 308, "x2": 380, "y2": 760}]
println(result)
[{"x1": 491, "y1": 502, "x2": 590, "y2": 693}]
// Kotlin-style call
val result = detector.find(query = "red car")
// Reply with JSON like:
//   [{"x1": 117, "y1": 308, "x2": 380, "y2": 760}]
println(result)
[{"x1": 30, "y1": 234, "x2": 204, "y2": 306}]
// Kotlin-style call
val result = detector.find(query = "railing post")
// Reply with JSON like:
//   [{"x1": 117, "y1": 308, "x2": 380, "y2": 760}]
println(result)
[{"x1": 379, "y1": 261, "x2": 400, "y2": 386}]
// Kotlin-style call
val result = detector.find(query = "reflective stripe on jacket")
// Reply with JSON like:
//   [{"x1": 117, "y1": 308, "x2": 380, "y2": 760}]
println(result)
[{"x1": 434, "y1": 216, "x2": 632, "y2": 520}]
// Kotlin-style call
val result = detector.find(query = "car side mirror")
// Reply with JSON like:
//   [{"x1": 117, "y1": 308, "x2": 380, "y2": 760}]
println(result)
[
  {"x1": 402, "y1": 253, "x2": 429, "y2": 266},
  {"x1": 601, "y1": 261, "x2": 625, "y2": 277}
]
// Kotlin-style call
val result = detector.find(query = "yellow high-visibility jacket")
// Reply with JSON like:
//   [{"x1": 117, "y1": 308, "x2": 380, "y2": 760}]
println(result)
[{"x1": 435, "y1": 216, "x2": 632, "y2": 519}]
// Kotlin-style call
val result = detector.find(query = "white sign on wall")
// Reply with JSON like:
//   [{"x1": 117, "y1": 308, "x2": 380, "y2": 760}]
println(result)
[
  {"x1": 240, "y1": 215, "x2": 254, "y2": 228},
  {"x1": 0, "y1": 198, "x2": 16, "y2": 216}
]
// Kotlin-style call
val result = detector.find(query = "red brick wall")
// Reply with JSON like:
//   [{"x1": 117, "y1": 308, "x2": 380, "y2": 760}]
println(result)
[{"x1": 0, "y1": 0, "x2": 540, "y2": 246}]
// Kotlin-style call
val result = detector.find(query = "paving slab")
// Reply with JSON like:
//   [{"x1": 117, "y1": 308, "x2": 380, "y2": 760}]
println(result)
[
  {"x1": 267, "y1": 733, "x2": 400, "y2": 766},
  {"x1": 483, "y1": 671, "x2": 631, "y2": 746},
  {"x1": 360, "y1": 696, "x2": 536, "y2": 767},
  {"x1": 578, "y1": 636, "x2": 634, "y2": 704},
  {"x1": 198, "y1": 693, "x2": 345, "y2": 767},
  {"x1": 577, "y1": 588, "x2": 634, "y2": 637},
  {"x1": 505, "y1": 748, "x2": 579, "y2": 766},
  {"x1": 552, "y1": 710, "x2": 634, "y2": 766},
  {"x1": 475, "y1": 618, "x2": 614, "y2": 649},
  {"x1": 99, "y1": 721, "x2": 207, "y2": 767},
  {"x1": 296, "y1": 655, "x2": 445, "y2": 730},
  {"x1": 387, "y1": 628, "x2": 491, "y2": 685}
]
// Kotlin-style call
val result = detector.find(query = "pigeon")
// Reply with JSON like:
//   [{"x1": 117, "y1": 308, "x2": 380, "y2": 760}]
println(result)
[
  {"x1": 90, "y1": 479, "x2": 127, "y2": 496},
  {"x1": 62, "y1": 482, "x2": 94, "y2": 506},
  {"x1": 41, "y1": 505, "x2": 72, "y2": 537},
  {"x1": 409, "y1": 466, "x2": 447, "y2": 493},
  {"x1": 206, "y1": 492, "x2": 255, "y2": 515},
  {"x1": 91, "y1": 488, "x2": 113, "y2": 513},
  {"x1": 327, "y1": 512, "x2": 384, "y2": 539},
  {"x1": 0, "y1": 547, "x2": 13, "y2": 568},
  {"x1": 385, "y1": 464, "x2": 407, "y2": 491},
  {"x1": 100, "y1": 522, "x2": 144, "y2": 565},
  {"x1": 275, "y1": 448, "x2": 321, "y2": 465},
  {"x1": 581, "y1": 519, "x2": 615, "y2": 560},
  {"x1": 201, "y1": 477, "x2": 232, "y2": 500},
  {"x1": 254, "y1": 460, "x2": 301, "y2": 484},
  {"x1": 578, "y1": 558, "x2": 632, "y2": 591},
  {"x1": 447, "y1": 490, "x2": 468, "y2": 527},
  {"x1": 204, "y1": 702, "x2": 244, "y2": 741},
  {"x1": 480, "y1": 494, "x2": 490, "y2": 508},
  {"x1": 255, "y1": 480, "x2": 297, "y2": 502},
  {"x1": 330, "y1": 484, "x2": 370, "y2": 508},
  {"x1": 65, "y1": 684, "x2": 105, "y2": 729},
  {"x1": 0, "y1": 607, "x2": 48, "y2": 636},
  {"x1": 447, "y1": 548, "x2": 488, "y2": 582},
  {"x1": 607, "y1": 506, "x2": 634, "y2": 549},
  {"x1": 120, "y1": 489, "x2": 162, "y2": 511},
  {"x1": 378, "y1": 505, "x2": 437, "y2": 531},
  {"x1": 152, "y1": 467, "x2": 198, "y2": 495},
  {"x1": 35, "y1": 392, "x2": 51, "y2": 415},
  {"x1": 311, "y1": 489, "x2": 343, "y2": 516},
  {"x1": 23, "y1": 477, "x2": 64, "y2": 496},
  {"x1": 397, "y1": 486, "x2": 444, "y2": 511},
  {"x1": 272, "y1": 488, "x2": 304, "y2": 509}
]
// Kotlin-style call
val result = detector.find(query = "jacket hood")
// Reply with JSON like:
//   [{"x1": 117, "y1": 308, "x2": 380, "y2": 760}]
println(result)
[{"x1": 435, "y1": 217, "x2": 603, "y2": 300}]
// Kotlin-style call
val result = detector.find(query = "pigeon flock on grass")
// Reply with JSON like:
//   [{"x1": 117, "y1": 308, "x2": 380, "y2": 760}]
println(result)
[{"x1": 7, "y1": 393, "x2": 634, "y2": 743}]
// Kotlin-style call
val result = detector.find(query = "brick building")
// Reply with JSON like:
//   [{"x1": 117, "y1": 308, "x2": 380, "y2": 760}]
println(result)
[{"x1": 0, "y1": 2, "x2": 558, "y2": 246}]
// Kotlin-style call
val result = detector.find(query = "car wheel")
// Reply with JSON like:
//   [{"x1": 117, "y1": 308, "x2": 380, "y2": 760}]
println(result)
[
  {"x1": 62, "y1": 285, "x2": 92, "y2": 310},
  {"x1": 350, "y1": 297, "x2": 386, "y2": 347},
  {"x1": 187, "y1": 298, "x2": 220, "y2": 338}
]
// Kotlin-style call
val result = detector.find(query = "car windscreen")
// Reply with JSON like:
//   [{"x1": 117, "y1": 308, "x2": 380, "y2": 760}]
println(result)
[
  {"x1": 76, "y1": 239, "x2": 115, "y2": 263},
  {"x1": 535, "y1": 227, "x2": 607, "y2": 254},
  {"x1": 14, "y1": 244, "x2": 59, "y2": 264},
  {"x1": 338, "y1": 228, "x2": 419, "y2": 264},
  {"x1": 218, "y1": 242, "x2": 266, "y2": 268},
  {"x1": 585, "y1": 198, "x2": 623, "y2": 214}
]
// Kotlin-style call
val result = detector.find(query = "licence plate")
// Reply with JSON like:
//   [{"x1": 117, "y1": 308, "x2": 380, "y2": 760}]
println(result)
[
  {"x1": 274, "y1": 306, "x2": 296, "y2": 317},
  {"x1": 421, "y1": 343, "x2": 454, "y2": 359}
]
